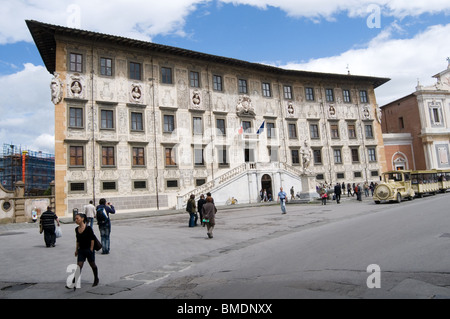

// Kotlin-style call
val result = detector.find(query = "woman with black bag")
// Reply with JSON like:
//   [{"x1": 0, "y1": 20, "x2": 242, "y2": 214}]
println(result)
[{"x1": 66, "y1": 213, "x2": 99, "y2": 289}]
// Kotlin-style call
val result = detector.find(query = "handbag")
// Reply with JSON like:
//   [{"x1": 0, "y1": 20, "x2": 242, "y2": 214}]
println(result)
[{"x1": 93, "y1": 235, "x2": 102, "y2": 251}]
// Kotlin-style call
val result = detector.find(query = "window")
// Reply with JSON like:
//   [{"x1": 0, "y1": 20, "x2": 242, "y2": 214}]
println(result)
[
  {"x1": 213, "y1": 75, "x2": 223, "y2": 91},
  {"x1": 334, "y1": 149, "x2": 342, "y2": 164},
  {"x1": 432, "y1": 108, "x2": 440, "y2": 123},
  {"x1": 216, "y1": 119, "x2": 226, "y2": 136},
  {"x1": 102, "y1": 146, "x2": 115, "y2": 166},
  {"x1": 130, "y1": 62, "x2": 141, "y2": 80},
  {"x1": 399, "y1": 117, "x2": 404, "y2": 129},
  {"x1": 166, "y1": 180, "x2": 178, "y2": 188},
  {"x1": 161, "y1": 67, "x2": 172, "y2": 84},
  {"x1": 165, "y1": 148, "x2": 177, "y2": 166},
  {"x1": 354, "y1": 172, "x2": 362, "y2": 178},
  {"x1": 101, "y1": 110, "x2": 114, "y2": 129},
  {"x1": 313, "y1": 149, "x2": 322, "y2": 164},
  {"x1": 310, "y1": 123, "x2": 320, "y2": 139},
  {"x1": 103, "y1": 181, "x2": 117, "y2": 191},
  {"x1": 291, "y1": 150, "x2": 300, "y2": 165},
  {"x1": 238, "y1": 79, "x2": 248, "y2": 94},
  {"x1": 218, "y1": 147, "x2": 228, "y2": 165},
  {"x1": 305, "y1": 87, "x2": 314, "y2": 101},
  {"x1": 262, "y1": 83, "x2": 271, "y2": 97},
  {"x1": 69, "y1": 107, "x2": 83, "y2": 128},
  {"x1": 70, "y1": 183, "x2": 85, "y2": 192},
  {"x1": 284, "y1": 85, "x2": 293, "y2": 99},
  {"x1": 371, "y1": 171, "x2": 379, "y2": 177},
  {"x1": 325, "y1": 89, "x2": 334, "y2": 102},
  {"x1": 360, "y1": 90, "x2": 368, "y2": 103},
  {"x1": 337, "y1": 173, "x2": 345, "y2": 179},
  {"x1": 100, "y1": 58, "x2": 112, "y2": 76},
  {"x1": 365, "y1": 124, "x2": 374, "y2": 139},
  {"x1": 269, "y1": 147, "x2": 278, "y2": 162},
  {"x1": 348, "y1": 123, "x2": 356, "y2": 139},
  {"x1": 134, "y1": 181, "x2": 147, "y2": 189},
  {"x1": 267, "y1": 122, "x2": 275, "y2": 139},
  {"x1": 288, "y1": 123, "x2": 297, "y2": 139},
  {"x1": 190, "y1": 71, "x2": 200, "y2": 88},
  {"x1": 132, "y1": 147, "x2": 145, "y2": 166},
  {"x1": 163, "y1": 114, "x2": 175, "y2": 133},
  {"x1": 70, "y1": 53, "x2": 83, "y2": 72},
  {"x1": 330, "y1": 123, "x2": 339, "y2": 139},
  {"x1": 70, "y1": 146, "x2": 84, "y2": 166},
  {"x1": 196, "y1": 179, "x2": 206, "y2": 187},
  {"x1": 244, "y1": 148, "x2": 255, "y2": 162},
  {"x1": 242, "y1": 121, "x2": 252, "y2": 133},
  {"x1": 343, "y1": 89, "x2": 351, "y2": 103},
  {"x1": 194, "y1": 148, "x2": 205, "y2": 166},
  {"x1": 368, "y1": 148, "x2": 377, "y2": 162},
  {"x1": 131, "y1": 112, "x2": 143, "y2": 131},
  {"x1": 351, "y1": 148, "x2": 360, "y2": 162},
  {"x1": 193, "y1": 117, "x2": 203, "y2": 135}
]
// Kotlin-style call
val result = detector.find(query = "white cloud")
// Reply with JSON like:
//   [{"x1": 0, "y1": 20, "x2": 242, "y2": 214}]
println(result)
[
  {"x1": 0, "y1": 0, "x2": 211, "y2": 44},
  {"x1": 218, "y1": 0, "x2": 450, "y2": 19},
  {"x1": 276, "y1": 23, "x2": 450, "y2": 106},
  {"x1": 0, "y1": 63, "x2": 54, "y2": 153}
]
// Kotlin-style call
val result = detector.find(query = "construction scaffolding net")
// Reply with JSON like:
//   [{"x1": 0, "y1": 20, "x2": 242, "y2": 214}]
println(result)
[{"x1": 0, "y1": 143, "x2": 55, "y2": 196}]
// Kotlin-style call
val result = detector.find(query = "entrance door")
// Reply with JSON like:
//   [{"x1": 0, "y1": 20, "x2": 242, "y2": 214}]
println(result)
[{"x1": 261, "y1": 174, "x2": 273, "y2": 201}]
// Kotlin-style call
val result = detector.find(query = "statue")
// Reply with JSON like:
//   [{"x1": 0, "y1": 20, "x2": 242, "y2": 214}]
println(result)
[
  {"x1": 300, "y1": 141, "x2": 312, "y2": 173},
  {"x1": 50, "y1": 73, "x2": 63, "y2": 105}
]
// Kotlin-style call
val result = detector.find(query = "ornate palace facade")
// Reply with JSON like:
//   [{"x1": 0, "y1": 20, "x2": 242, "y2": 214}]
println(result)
[{"x1": 27, "y1": 20, "x2": 389, "y2": 216}]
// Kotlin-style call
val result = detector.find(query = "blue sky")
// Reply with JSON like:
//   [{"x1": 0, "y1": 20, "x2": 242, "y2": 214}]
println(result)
[{"x1": 0, "y1": 0, "x2": 449, "y2": 153}]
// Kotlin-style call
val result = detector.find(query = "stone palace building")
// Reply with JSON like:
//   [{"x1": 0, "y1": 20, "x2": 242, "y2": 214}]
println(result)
[
  {"x1": 382, "y1": 62, "x2": 450, "y2": 171},
  {"x1": 27, "y1": 20, "x2": 390, "y2": 216}
]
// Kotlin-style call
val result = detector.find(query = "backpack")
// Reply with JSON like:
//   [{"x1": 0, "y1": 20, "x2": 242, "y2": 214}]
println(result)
[{"x1": 96, "y1": 207, "x2": 108, "y2": 225}]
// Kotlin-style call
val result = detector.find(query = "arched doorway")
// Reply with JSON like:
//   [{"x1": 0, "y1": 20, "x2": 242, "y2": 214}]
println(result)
[{"x1": 261, "y1": 174, "x2": 273, "y2": 201}]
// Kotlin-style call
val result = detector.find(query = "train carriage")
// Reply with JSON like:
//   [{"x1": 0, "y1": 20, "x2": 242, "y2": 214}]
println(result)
[
  {"x1": 410, "y1": 170, "x2": 439, "y2": 197},
  {"x1": 437, "y1": 169, "x2": 450, "y2": 192}
]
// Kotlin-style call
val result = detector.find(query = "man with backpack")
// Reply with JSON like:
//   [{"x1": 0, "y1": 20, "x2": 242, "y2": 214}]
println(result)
[{"x1": 96, "y1": 198, "x2": 115, "y2": 255}]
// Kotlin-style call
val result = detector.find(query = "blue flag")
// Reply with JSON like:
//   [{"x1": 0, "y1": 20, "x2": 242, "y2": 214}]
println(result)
[{"x1": 256, "y1": 121, "x2": 265, "y2": 135}]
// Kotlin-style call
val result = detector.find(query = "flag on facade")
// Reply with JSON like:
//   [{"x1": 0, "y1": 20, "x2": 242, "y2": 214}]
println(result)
[{"x1": 256, "y1": 121, "x2": 265, "y2": 135}]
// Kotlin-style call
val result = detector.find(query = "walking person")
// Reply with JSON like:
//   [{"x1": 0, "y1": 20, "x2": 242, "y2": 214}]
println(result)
[
  {"x1": 320, "y1": 187, "x2": 328, "y2": 205},
  {"x1": 341, "y1": 182, "x2": 346, "y2": 195},
  {"x1": 68, "y1": 213, "x2": 99, "y2": 289},
  {"x1": 290, "y1": 186, "x2": 295, "y2": 200},
  {"x1": 186, "y1": 194, "x2": 197, "y2": 227},
  {"x1": 84, "y1": 200, "x2": 95, "y2": 228},
  {"x1": 277, "y1": 187, "x2": 288, "y2": 214},
  {"x1": 96, "y1": 198, "x2": 115, "y2": 255},
  {"x1": 334, "y1": 182, "x2": 342, "y2": 204},
  {"x1": 39, "y1": 206, "x2": 60, "y2": 248},
  {"x1": 202, "y1": 197, "x2": 217, "y2": 238},
  {"x1": 347, "y1": 183, "x2": 352, "y2": 197},
  {"x1": 197, "y1": 194, "x2": 206, "y2": 226}
]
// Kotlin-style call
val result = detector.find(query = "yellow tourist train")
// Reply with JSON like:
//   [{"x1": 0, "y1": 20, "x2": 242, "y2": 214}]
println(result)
[{"x1": 374, "y1": 169, "x2": 449, "y2": 204}]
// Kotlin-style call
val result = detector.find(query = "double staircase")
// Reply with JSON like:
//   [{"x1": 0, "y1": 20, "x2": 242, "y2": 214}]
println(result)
[{"x1": 177, "y1": 162, "x2": 308, "y2": 209}]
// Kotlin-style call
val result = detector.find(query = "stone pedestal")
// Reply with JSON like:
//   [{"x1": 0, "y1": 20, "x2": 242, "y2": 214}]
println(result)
[
  {"x1": 14, "y1": 181, "x2": 27, "y2": 223},
  {"x1": 298, "y1": 174, "x2": 319, "y2": 202}
]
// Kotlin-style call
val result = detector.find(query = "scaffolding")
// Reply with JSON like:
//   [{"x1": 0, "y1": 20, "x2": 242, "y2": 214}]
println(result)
[{"x1": 0, "y1": 143, "x2": 55, "y2": 196}]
